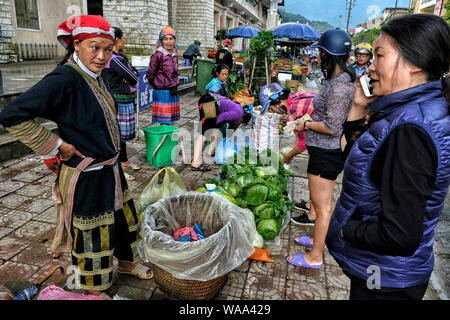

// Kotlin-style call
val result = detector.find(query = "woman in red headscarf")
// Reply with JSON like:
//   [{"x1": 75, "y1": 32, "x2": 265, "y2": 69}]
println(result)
[
  {"x1": 215, "y1": 38, "x2": 234, "y2": 70},
  {"x1": 0, "y1": 15, "x2": 152, "y2": 298}
]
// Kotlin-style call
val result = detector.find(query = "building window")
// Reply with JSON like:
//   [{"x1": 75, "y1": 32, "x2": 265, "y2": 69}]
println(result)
[
  {"x1": 87, "y1": 0, "x2": 103, "y2": 16},
  {"x1": 15, "y1": 0, "x2": 40, "y2": 30},
  {"x1": 420, "y1": 0, "x2": 435, "y2": 5}
]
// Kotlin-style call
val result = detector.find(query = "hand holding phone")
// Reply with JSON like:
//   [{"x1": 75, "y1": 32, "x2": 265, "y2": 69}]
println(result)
[{"x1": 360, "y1": 74, "x2": 374, "y2": 97}]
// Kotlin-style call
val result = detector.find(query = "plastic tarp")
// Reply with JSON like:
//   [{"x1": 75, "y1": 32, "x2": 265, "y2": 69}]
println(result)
[{"x1": 138, "y1": 192, "x2": 256, "y2": 281}]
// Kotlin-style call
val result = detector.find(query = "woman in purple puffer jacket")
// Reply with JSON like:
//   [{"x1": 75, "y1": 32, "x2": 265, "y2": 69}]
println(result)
[{"x1": 146, "y1": 26, "x2": 180, "y2": 124}]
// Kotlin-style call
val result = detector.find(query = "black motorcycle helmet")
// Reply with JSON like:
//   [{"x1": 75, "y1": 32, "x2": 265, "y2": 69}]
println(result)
[{"x1": 311, "y1": 28, "x2": 352, "y2": 56}]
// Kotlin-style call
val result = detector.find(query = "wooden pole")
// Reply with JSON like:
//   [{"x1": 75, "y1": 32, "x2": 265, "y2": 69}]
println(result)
[
  {"x1": 265, "y1": 57, "x2": 269, "y2": 85},
  {"x1": 249, "y1": 57, "x2": 257, "y2": 91}
]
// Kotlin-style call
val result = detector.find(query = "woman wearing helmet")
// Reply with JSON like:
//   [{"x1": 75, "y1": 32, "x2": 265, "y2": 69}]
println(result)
[
  {"x1": 351, "y1": 43, "x2": 373, "y2": 76},
  {"x1": 286, "y1": 28, "x2": 355, "y2": 269}
]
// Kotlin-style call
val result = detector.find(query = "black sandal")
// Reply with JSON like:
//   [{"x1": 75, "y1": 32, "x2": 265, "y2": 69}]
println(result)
[
  {"x1": 191, "y1": 164, "x2": 211, "y2": 172},
  {"x1": 294, "y1": 200, "x2": 310, "y2": 213}
]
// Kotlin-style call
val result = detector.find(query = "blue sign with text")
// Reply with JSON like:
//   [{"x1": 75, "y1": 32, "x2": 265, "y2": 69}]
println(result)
[
  {"x1": 0, "y1": 25, "x2": 3, "y2": 38},
  {"x1": 137, "y1": 68, "x2": 152, "y2": 111}
]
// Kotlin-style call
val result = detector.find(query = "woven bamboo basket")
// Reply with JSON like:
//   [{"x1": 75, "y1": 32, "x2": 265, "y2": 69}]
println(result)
[{"x1": 153, "y1": 265, "x2": 229, "y2": 300}]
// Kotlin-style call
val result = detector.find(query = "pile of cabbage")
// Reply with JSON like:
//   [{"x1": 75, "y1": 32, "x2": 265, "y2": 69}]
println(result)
[{"x1": 207, "y1": 148, "x2": 294, "y2": 241}]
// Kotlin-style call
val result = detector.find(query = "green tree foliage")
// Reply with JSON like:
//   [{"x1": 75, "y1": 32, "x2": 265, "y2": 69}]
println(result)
[
  {"x1": 352, "y1": 28, "x2": 382, "y2": 46},
  {"x1": 215, "y1": 28, "x2": 228, "y2": 49},
  {"x1": 444, "y1": 1, "x2": 450, "y2": 24},
  {"x1": 279, "y1": 9, "x2": 334, "y2": 32}
]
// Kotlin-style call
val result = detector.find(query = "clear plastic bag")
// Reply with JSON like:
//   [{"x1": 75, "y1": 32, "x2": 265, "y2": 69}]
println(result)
[
  {"x1": 136, "y1": 167, "x2": 187, "y2": 218},
  {"x1": 138, "y1": 192, "x2": 256, "y2": 281}
]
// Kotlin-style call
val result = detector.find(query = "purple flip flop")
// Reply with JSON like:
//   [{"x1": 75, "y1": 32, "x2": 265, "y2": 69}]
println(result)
[
  {"x1": 286, "y1": 254, "x2": 322, "y2": 269},
  {"x1": 294, "y1": 236, "x2": 327, "y2": 250},
  {"x1": 295, "y1": 236, "x2": 313, "y2": 247}
]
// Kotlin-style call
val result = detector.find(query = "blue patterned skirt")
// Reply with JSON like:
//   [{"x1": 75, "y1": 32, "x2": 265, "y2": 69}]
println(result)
[
  {"x1": 152, "y1": 89, "x2": 180, "y2": 124},
  {"x1": 114, "y1": 94, "x2": 136, "y2": 142}
]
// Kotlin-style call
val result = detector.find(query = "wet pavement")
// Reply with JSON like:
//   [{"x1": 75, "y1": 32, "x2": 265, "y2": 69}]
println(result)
[
  {"x1": 0, "y1": 75, "x2": 448, "y2": 301},
  {"x1": 0, "y1": 60, "x2": 60, "y2": 96}
]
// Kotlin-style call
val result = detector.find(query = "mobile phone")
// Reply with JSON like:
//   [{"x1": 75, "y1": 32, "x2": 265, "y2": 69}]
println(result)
[{"x1": 360, "y1": 74, "x2": 374, "y2": 97}]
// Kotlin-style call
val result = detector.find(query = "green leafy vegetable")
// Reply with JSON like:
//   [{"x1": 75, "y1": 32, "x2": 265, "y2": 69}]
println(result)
[
  {"x1": 268, "y1": 189, "x2": 279, "y2": 201},
  {"x1": 254, "y1": 202, "x2": 276, "y2": 219},
  {"x1": 205, "y1": 178, "x2": 219, "y2": 186},
  {"x1": 218, "y1": 147, "x2": 295, "y2": 241},
  {"x1": 222, "y1": 180, "x2": 242, "y2": 198},
  {"x1": 244, "y1": 184, "x2": 268, "y2": 206},
  {"x1": 235, "y1": 198, "x2": 249, "y2": 209},
  {"x1": 257, "y1": 219, "x2": 279, "y2": 240},
  {"x1": 254, "y1": 166, "x2": 278, "y2": 177}
]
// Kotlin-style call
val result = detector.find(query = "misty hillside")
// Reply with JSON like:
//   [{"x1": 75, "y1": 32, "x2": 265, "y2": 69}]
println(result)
[{"x1": 279, "y1": 9, "x2": 335, "y2": 32}]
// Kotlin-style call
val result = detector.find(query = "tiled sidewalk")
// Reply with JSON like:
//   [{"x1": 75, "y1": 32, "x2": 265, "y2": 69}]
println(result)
[
  {"x1": 0, "y1": 89, "x2": 351, "y2": 300},
  {"x1": 0, "y1": 88, "x2": 445, "y2": 300}
]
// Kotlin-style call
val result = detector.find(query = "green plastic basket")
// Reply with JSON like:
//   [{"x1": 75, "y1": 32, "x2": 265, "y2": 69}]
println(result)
[{"x1": 143, "y1": 125, "x2": 179, "y2": 168}]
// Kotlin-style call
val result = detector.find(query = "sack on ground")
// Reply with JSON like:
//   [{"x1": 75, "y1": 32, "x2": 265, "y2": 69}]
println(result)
[{"x1": 251, "y1": 109, "x2": 280, "y2": 152}]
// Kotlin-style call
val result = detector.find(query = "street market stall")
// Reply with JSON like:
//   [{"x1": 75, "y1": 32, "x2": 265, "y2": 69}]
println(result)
[{"x1": 271, "y1": 23, "x2": 321, "y2": 86}]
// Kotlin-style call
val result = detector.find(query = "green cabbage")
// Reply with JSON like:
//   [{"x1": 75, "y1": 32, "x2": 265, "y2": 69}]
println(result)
[
  {"x1": 268, "y1": 189, "x2": 279, "y2": 201},
  {"x1": 254, "y1": 202, "x2": 276, "y2": 219},
  {"x1": 254, "y1": 166, "x2": 278, "y2": 177},
  {"x1": 235, "y1": 198, "x2": 249, "y2": 208},
  {"x1": 257, "y1": 219, "x2": 279, "y2": 240},
  {"x1": 221, "y1": 180, "x2": 242, "y2": 198},
  {"x1": 244, "y1": 184, "x2": 268, "y2": 206},
  {"x1": 236, "y1": 172, "x2": 254, "y2": 188}
]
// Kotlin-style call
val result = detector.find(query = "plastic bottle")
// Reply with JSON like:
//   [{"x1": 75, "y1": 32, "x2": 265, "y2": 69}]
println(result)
[{"x1": 15, "y1": 285, "x2": 38, "y2": 300}]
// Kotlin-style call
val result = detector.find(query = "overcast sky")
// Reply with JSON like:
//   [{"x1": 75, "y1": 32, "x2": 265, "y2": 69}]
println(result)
[{"x1": 283, "y1": 0, "x2": 411, "y2": 29}]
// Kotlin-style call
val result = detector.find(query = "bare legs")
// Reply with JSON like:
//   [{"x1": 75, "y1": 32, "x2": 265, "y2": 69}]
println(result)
[
  {"x1": 303, "y1": 173, "x2": 335, "y2": 266},
  {"x1": 191, "y1": 128, "x2": 219, "y2": 167}
]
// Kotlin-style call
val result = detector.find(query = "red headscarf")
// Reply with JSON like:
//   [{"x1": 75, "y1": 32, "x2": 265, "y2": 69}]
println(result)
[
  {"x1": 222, "y1": 39, "x2": 232, "y2": 48},
  {"x1": 57, "y1": 15, "x2": 115, "y2": 48}
]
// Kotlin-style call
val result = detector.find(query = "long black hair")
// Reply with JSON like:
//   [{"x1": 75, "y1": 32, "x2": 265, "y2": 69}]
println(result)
[
  {"x1": 320, "y1": 50, "x2": 355, "y2": 82},
  {"x1": 381, "y1": 14, "x2": 450, "y2": 106}
]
